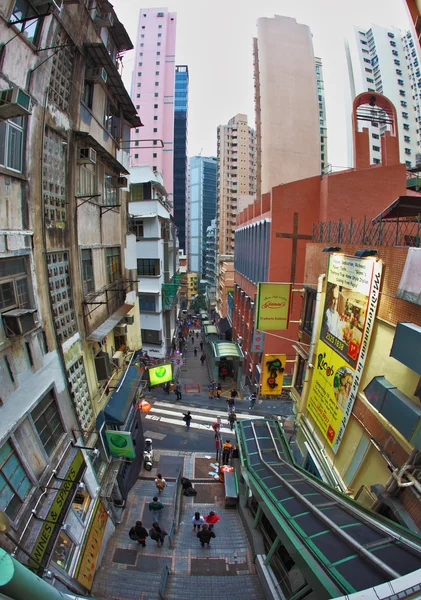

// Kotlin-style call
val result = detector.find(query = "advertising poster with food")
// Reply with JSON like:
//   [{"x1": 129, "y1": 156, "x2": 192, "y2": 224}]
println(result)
[{"x1": 307, "y1": 255, "x2": 382, "y2": 453}]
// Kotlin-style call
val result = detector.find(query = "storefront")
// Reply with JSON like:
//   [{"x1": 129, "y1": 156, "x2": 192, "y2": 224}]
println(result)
[{"x1": 208, "y1": 340, "x2": 244, "y2": 388}]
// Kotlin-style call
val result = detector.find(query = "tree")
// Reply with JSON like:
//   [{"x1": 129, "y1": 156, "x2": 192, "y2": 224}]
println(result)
[{"x1": 190, "y1": 294, "x2": 207, "y2": 313}]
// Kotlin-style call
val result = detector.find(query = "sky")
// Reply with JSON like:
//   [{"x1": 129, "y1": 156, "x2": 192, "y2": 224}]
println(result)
[{"x1": 115, "y1": 0, "x2": 412, "y2": 167}]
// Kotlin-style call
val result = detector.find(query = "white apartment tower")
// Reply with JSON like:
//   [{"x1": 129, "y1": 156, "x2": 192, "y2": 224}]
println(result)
[{"x1": 346, "y1": 24, "x2": 421, "y2": 168}]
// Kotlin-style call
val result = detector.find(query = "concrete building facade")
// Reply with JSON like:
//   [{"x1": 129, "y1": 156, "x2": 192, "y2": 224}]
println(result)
[
  {"x1": 0, "y1": 0, "x2": 143, "y2": 594},
  {"x1": 130, "y1": 8, "x2": 177, "y2": 201},
  {"x1": 315, "y1": 57, "x2": 328, "y2": 173},
  {"x1": 204, "y1": 219, "x2": 217, "y2": 309},
  {"x1": 254, "y1": 15, "x2": 321, "y2": 194},
  {"x1": 173, "y1": 65, "x2": 189, "y2": 251}
]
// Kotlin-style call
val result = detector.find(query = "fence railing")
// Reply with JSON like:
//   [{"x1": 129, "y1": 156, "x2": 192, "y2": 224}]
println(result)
[
  {"x1": 167, "y1": 470, "x2": 182, "y2": 547},
  {"x1": 312, "y1": 216, "x2": 421, "y2": 248}
]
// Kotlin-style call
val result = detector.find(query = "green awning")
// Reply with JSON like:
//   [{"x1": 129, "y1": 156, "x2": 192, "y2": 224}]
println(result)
[
  {"x1": 211, "y1": 341, "x2": 244, "y2": 359},
  {"x1": 204, "y1": 325, "x2": 218, "y2": 335},
  {"x1": 202, "y1": 320, "x2": 211, "y2": 326}
]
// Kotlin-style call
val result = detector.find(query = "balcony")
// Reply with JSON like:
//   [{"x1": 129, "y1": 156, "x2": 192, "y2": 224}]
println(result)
[{"x1": 162, "y1": 272, "x2": 183, "y2": 311}]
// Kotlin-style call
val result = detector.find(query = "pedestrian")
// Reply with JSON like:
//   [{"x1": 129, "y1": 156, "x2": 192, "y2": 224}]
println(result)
[
  {"x1": 215, "y1": 435, "x2": 220, "y2": 462},
  {"x1": 230, "y1": 388, "x2": 238, "y2": 400},
  {"x1": 212, "y1": 417, "x2": 221, "y2": 435},
  {"x1": 232, "y1": 443, "x2": 239, "y2": 459},
  {"x1": 148, "y1": 496, "x2": 164, "y2": 523},
  {"x1": 172, "y1": 342, "x2": 176, "y2": 352},
  {"x1": 221, "y1": 365, "x2": 228, "y2": 380},
  {"x1": 192, "y1": 511, "x2": 205, "y2": 531},
  {"x1": 191, "y1": 336, "x2": 194, "y2": 344},
  {"x1": 196, "y1": 331, "x2": 199, "y2": 338},
  {"x1": 197, "y1": 524, "x2": 216, "y2": 548},
  {"x1": 183, "y1": 411, "x2": 192, "y2": 431},
  {"x1": 163, "y1": 381, "x2": 170, "y2": 394},
  {"x1": 249, "y1": 392, "x2": 256, "y2": 409},
  {"x1": 204, "y1": 511, "x2": 220, "y2": 531},
  {"x1": 228, "y1": 410, "x2": 237, "y2": 431},
  {"x1": 132, "y1": 520, "x2": 148, "y2": 546},
  {"x1": 216, "y1": 383, "x2": 222, "y2": 399},
  {"x1": 200, "y1": 353, "x2": 206, "y2": 365},
  {"x1": 149, "y1": 522, "x2": 167, "y2": 548},
  {"x1": 208, "y1": 381, "x2": 215, "y2": 399},
  {"x1": 174, "y1": 382, "x2": 182, "y2": 401},
  {"x1": 194, "y1": 347, "x2": 197, "y2": 357},
  {"x1": 226, "y1": 396, "x2": 235, "y2": 414},
  {"x1": 155, "y1": 473, "x2": 167, "y2": 495},
  {"x1": 200, "y1": 341, "x2": 203, "y2": 351},
  {"x1": 222, "y1": 440, "x2": 233, "y2": 465}
]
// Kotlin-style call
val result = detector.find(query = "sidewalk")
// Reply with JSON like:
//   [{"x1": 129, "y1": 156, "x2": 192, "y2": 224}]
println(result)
[{"x1": 92, "y1": 451, "x2": 265, "y2": 600}]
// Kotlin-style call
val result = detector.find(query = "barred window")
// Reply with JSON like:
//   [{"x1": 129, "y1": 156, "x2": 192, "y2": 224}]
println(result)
[
  {"x1": 48, "y1": 30, "x2": 74, "y2": 112},
  {"x1": 78, "y1": 163, "x2": 96, "y2": 196},
  {"x1": 0, "y1": 117, "x2": 24, "y2": 172},
  {"x1": 31, "y1": 391, "x2": 65, "y2": 456},
  {"x1": 43, "y1": 127, "x2": 67, "y2": 222},
  {"x1": 47, "y1": 251, "x2": 77, "y2": 343},
  {"x1": 105, "y1": 247, "x2": 121, "y2": 283},
  {"x1": 81, "y1": 249, "x2": 94, "y2": 294},
  {"x1": 0, "y1": 441, "x2": 32, "y2": 519},
  {"x1": 0, "y1": 257, "x2": 31, "y2": 312}
]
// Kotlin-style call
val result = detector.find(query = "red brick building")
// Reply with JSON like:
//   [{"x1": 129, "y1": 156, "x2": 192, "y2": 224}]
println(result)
[{"x1": 233, "y1": 92, "x2": 419, "y2": 388}]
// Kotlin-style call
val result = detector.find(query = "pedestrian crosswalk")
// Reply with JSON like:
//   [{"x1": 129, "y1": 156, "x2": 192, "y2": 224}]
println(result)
[{"x1": 145, "y1": 400, "x2": 265, "y2": 434}]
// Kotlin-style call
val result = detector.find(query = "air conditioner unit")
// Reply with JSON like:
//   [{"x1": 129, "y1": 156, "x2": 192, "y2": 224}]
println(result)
[
  {"x1": 111, "y1": 176, "x2": 128, "y2": 188},
  {"x1": 94, "y1": 12, "x2": 114, "y2": 27},
  {"x1": 112, "y1": 350, "x2": 125, "y2": 368},
  {"x1": 78, "y1": 147, "x2": 97, "y2": 165},
  {"x1": 94, "y1": 351, "x2": 111, "y2": 381},
  {"x1": 125, "y1": 315, "x2": 134, "y2": 326},
  {"x1": 114, "y1": 324, "x2": 127, "y2": 336},
  {"x1": 0, "y1": 87, "x2": 32, "y2": 119},
  {"x1": 2, "y1": 309, "x2": 37, "y2": 337},
  {"x1": 31, "y1": 0, "x2": 63, "y2": 12},
  {"x1": 85, "y1": 67, "x2": 107, "y2": 85}
]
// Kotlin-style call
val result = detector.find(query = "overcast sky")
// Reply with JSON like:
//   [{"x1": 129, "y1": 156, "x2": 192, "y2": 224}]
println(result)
[{"x1": 115, "y1": 0, "x2": 412, "y2": 167}]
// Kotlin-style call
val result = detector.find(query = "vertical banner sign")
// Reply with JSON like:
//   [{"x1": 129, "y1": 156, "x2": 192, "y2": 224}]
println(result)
[
  {"x1": 306, "y1": 255, "x2": 382, "y2": 453},
  {"x1": 261, "y1": 354, "x2": 287, "y2": 395},
  {"x1": 255, "y1": 283, "x2": 292, "y2": 331},
  {"x1": 75, "y1": 499, "x2": 108, "y2": 590},
  {"x1": 251, "y1": 330, "x2": 265, "y2": 353}
]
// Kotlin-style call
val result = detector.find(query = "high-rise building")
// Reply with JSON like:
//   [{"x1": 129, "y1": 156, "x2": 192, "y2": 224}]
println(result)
[
  {"x1": 131, "y1": 8, "x2": 177, "y2": 201},
  {"x1": 216, "y1": 113, "x2": 256, "y2": 317},
  {"x1": 315, "y1": 57, "x2": 328, "y2": 172},
  {"x1": 188, "y1": 156, "x2": 217, "y2": 277},
  {"x1": 254, "y1": 16, "x2": 321, "y2": 195},
  {"x1": 173, "y1": 65, "x2": 189, "y2": 250},
  {"x1": 204, "y1": 219, "x2": 217, "y2": 309},
  {"x1": 346, "y1": 24, "x2": 421, "y2": 167}
]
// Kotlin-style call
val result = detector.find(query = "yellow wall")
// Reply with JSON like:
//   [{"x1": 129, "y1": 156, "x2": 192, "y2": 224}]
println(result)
[{"x1": 349, "y1": 445, "x2": 391, "y2": 494}]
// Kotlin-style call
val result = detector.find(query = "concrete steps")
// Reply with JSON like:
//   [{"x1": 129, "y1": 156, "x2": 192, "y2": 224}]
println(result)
[{"x1": 165, "y1": 574, "x2": 267, "y2": 599}]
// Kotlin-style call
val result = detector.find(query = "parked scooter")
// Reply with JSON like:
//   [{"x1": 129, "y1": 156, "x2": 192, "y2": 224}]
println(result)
[{"x1": 143, "y1": 438, "x2": 154, "y2": 471}]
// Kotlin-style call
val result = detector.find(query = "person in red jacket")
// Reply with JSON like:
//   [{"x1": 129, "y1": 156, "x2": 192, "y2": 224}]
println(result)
[{"x1": 204, "y1": 510, "x2": 220, "y2": 531}]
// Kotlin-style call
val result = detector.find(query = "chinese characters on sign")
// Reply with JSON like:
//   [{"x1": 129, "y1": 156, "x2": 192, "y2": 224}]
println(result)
[
  {"x1": 255, "y1": 283, "x2": 292, "y2": 331},
  {"x1": 306, "y1": 255, "x2": 382, "y2": 453},
  {"x1": 251, "y1": 330, "x2": 265, "y2": 353}
]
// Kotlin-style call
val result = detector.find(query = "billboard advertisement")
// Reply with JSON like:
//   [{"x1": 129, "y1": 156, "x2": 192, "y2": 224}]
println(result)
[
  {"x1": 148, "y1": 363, "x2": 173, "y2": 386},
  {"x1": 105, "y1": 431, "x2": 135, "y2": 459},
  {"x1": 75, "y1": 499, "x2": 108, "y2": 589},
  {"x1": 307, "y1": 254, "x2": 382, "y2": 453},
  {"x1": 255, "y1": 283, "x2": 292, "y2": 331},
  {"x1": 261, "y1": 354, "x2": 286, "y2": 395}
]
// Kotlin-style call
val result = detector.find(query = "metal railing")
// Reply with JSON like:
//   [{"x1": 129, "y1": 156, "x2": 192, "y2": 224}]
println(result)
[
  {"x1": 312, "y1": 215, "x2": 421, "y2": 248},
  {"x1": 167, "y1": 470, "x2": 182, "y2": 547},
  {"x1": 158, "y1": 564, "x2": 170, "y2": 600}
]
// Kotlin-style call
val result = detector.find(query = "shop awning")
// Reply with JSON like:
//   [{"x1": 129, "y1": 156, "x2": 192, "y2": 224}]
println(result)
[
  {"x1": 218, "y1": 317, "x2": 232, "y2": 334},
  {"x1": 211, "y1": 340, "x2": 244, "y2": 359},
  {"x1": 204, "y1": 325, "x2": 218, "y2": 335},
  {"x1": 372, "y1": 196, "x2": 421, "y2": 222},
  {"x1": 87, "y1": 303, "x2": 134, "y2": 343},
  {"x1": 104, "y1": 364, "x2": 143, "y2": 425}
]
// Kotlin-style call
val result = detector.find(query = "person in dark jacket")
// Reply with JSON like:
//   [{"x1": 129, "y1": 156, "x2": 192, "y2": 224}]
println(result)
[
  {"x1": 197, "y1": 524, "x2": 216, "y2": 547},
  {"x1": 149, "y1": 522, "x2": 167, "y2": 548},
  {"x1": 134, "y1": 521, "x2": 148, "y2": 546}
]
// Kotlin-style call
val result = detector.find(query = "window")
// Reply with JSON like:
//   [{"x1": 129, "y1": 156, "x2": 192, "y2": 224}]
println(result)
[
  {"x1": 136, "y1": 94, "x2": 140, "y2": 98},
  {"x1": 396, "y1": 69, "x2": 402, "y2": 75},
  {"x1": 392, "y1": 50, "x2": 398, "y2": 56},
  {"x1": 0, "y1": 257, "x2": 31, "y2": 312},
  {"x1": 136, "y1": 105, "x2": 140, "y2": 109},
  {"x1": 153, "y1": 127, "x2": 157, "y2": 132},
  {"x1": 81, "y1": 249, "x2": 94, "y2": 295},
  {"x1": 363, "y1": 58, "x2": 371, "y2": 64},
  {"x1": 404, "y1": 135, "x2": 411, "y2": 142},
  {"x1": 294, "y1": 355, "x2": 307, "y2": 395},
  {"x1": 390, "y1": 41, "x2": 396, "y2": 47},
  {"x1": 139, "y1": 294, "x2": 157, "y2": 312},
  {"x1": 153, "y1": 140, "x2": 157, "y2": 145},
  {"x1": 155, "y1": 82, "x2": 159, "y2": 87},
  {"x1": 52, "y1": 531, "x2": 76, "y2": 572},
  {"x1": 365, "y1": 68, "x2": 372, "y2": 73},
  {"x1": 372, "y1": 145, "x2": 380, "y2": 152},
  {"x1": 367, "y1": 78, "x2": 374, "y2": 83},
  {"x1": 404, "y1": 123, "x2": 410, "y2": 130},
  {"x1": 405, "y1": 148, "x2": 412, "y2": 155},
  {"x1": 394, "y1": 59, "x2": 401, "y2": 65},
  {"x1": 156, "y1": 61, "x2": 160, "y2": 65},
  {"x1": 134, "y1": 153, "x2": 138, "y2": 158},
  {"x1": 105, "y1": 247, "x2": 121, "y2": 283},
  {"x1": 137, "y1": 72, "x2": 141, "y2": 76},
  {"x1": 397, "y1": 79, "x2": 404, "y2": 86},
  {"x1": 104, "y1": 175, "x2": 118, "y2": 206},
  {"x1": 10, "y1": 0, "x2": 42, "y2": 45},
  {"x1": 154, "y1": 104, "x2": 158, "y2": 108},
  {"x1": 48, "y1": 30, "x2": 74, "y2": 112},
  {"x1": 401, "y1": 100, "x2": 407, "y2": 107},
  {"x1": 72, "y1": 488, "x2": 91, "y2": 522},
  {"x1": 0, "y1": 441, "x2": 32, "y2": 519},
  {"x1": 137, "y1": 258, "x2": 160, "y2": 276},
  {"x1": 154, "y1": 116, "x2": 158, "y2": 120},
  {"x1": 129, "y1": 218, "x2": 144, "y2": 240},
  {"x1": 47, "y1": 251, "x2": 76, "y2": 342},
  {"x1": 141, "y1": 34, "x2": 144, "y2": 38},
  {"x1": 372, "y1": 133, "x2": 380, "y2": 139},
  {"x1": 157, "y1": 42, "x2": 161, "y2": 46},
  {"x1": 302, "y1": 288, "x2": 317, "y2": 335},
  {"x1": 157, "y1": 52, "x2": 160, "y2": 55},
  {"x1": 140, "y1": 43, "x2": 144, "y2": 47},
  {"x1": 0, "y1": 117, "x2": 24, "y2": 173},
  {"x1": 402, "y1": 112, "x2": 409, "y2": 119},
  {"x1": 153, "y1": 152, "x2": 157, "y2": 158},
  {"x1": 82, "y1": 78, "x2": 94, "y2": 109},
  {"x1": 373, "y1": 158, "x2": 381, "y2": 164},
  {"x1": 406, "y1": 160, "x2": 412, "y2": 167},
  {"x1": 388, "y1": 32, "x2": 395, "y2": 38},
  {"x1": 154, "y1": 93, "x2": 159, "y2": 97},
  {"x1": 400, "y1": 90, "x2": 406, "y2": 96},
  {"x1": 139, "y1": 52, "x2": 143, "y2": 56},
  {"x1": 141, "y1": 329, "x2": 161, "y2": 344},
  {"x1": 158, "y1": 33, "x2": 162, "y2": 37},
  {"x1": 32, "y1": 391, "x2": 65, "y2": 456}
]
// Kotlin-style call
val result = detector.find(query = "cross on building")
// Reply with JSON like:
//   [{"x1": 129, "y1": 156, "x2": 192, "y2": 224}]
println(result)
[{"x1": 275, "y1": 212, "x2": 312, "y2": 284}]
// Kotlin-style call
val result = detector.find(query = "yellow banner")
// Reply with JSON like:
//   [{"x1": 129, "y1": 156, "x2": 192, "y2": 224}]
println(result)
[
  {"x1": 76, "y1": 499, "x2": 108, "y2": 590},
  {"x1": 261, "y1": 354, "x2": 286, "y2": 395},
  {"x1": 255, "y1": 283, "x2": 291, "y2": 331}
]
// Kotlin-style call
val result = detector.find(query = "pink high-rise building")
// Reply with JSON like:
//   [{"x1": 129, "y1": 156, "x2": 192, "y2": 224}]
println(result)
[{"x1": 131, "y1": 8, "x2": 177, "y2": 202}]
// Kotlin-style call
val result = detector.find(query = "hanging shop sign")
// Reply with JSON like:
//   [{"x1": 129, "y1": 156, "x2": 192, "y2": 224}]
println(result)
[
  {"x1": 29, "y1": 450, "x2": 86, "y2": 574},
  {"x1": 105, "y1": 430, "x2": 135, "y2": 459},
  {"x1": 251, "y1": 329, "x2": 265, "y2": 353},
  {"x1": 255, "y1": 283, "x2": 292, "y2": 331},
  {"x1": 148, "y1": 362, "x2": 173, "y2": 386},
  {"x1": 261, "y1": 354, "x2": 286, "y2": 395},
  {"x1": 75, "y1": 499, "x2": 108, "y2": 590},
  {"x1": 306, "y1": 254, "x2": 382, "y2": 453}
]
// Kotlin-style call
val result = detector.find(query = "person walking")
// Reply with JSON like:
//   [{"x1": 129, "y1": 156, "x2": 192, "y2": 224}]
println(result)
[
  {"x1": 149, "y1": 522, "x2": 167, "y2": 548},
  {"x1": 191, "y1": 336, "x2": 194, "y2": 344},
  {"x1": 200, "y1": 341, "x2": 203, "y2": 351},
  {"x1": 155, "y1": 473, "x2": 167, "y2": 495},
  {"x1": 208, "y1": 380, "x2": 215, "y2": 399},
  {"x1": 212, "y1": 417, "x2": 221, "y2": 435},
  {"x1": 222, "y1": 440, "x2": 233, "y2": 465},
  {"x1": 204, "y1": 511, "x2": 220, "y2": 531},
  {"x1": 226, "y1": 396, "x2": 235, "y2": 415},
  {"x1": 148, "y1": 497, "x2": 164, "y2": 523},
  {"x1": 230, "y1": 388, "x2": 238, "y2": 401},
  {"x1": 174, "y1": 382, "x2": 182, "y2": 401},
  {"x1": 249, "y1": 392, "x2": 257, "y2": 410},
  {"x1": 196, "y1": 331, "x2": 199, "y2": 338},
  {"x1": 133, "y1": 521, "x2": 148, "y2": 547},
  {"x1": 216, "y1": 383, "x2": 222, "y2": 399},
  {"x1": 192, "y1": 511, "x2": 205, "y2": 531},
  {"x1": 197, "y1": 524, "x2": 216, "y2": 548},
  {"x1": 232, "y1": 443, "x2": 239, "y2": 459},
  {"x1": 215, "y1": 435, "x2": 220, "y2": 462},
  {"x1": 221, "y1": 365, "x2": 228, "y2": 381},
  {"x1": 228, "y1": 410, "x2": 237, "y2": 431},
  {"x1": 200, "y1": 353, "x2": 206, "y2": 366},
  {"x1": 163, "y1": 381, "x2": 170, "y2": 394},
  {"x1": 194, "y1": 347, "x2": 198, "y2": 357},
  {"x1": 183, "y1": 411, "x2": 192, "y2": 431}
]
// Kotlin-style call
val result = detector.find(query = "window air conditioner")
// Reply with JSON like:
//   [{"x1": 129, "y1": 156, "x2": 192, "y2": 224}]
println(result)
[
  {"x1": 111, "y1": 176, "x2": 128, "y2": 188},
  {"x1": 0, "y1": 87, "x2": 32, "y2": 119},
  {"x1": 78, "y1": 147, "x2": 97, "y2": 165},
  {"x1": 112, "y1": 350, "x2": 125, "y2": 368},
  {"x1": 85, "y1": 68, "x2": 108, "y2": 85},
  {"x1": 94, "y1": 12, "x2": 114, "y2": 27},
  {"x1": 114, "y1": 324, "x2": 127, "y2": 336},
  {"x1": 2, "y1": 309, "x2": 37, "y2": 337}
]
